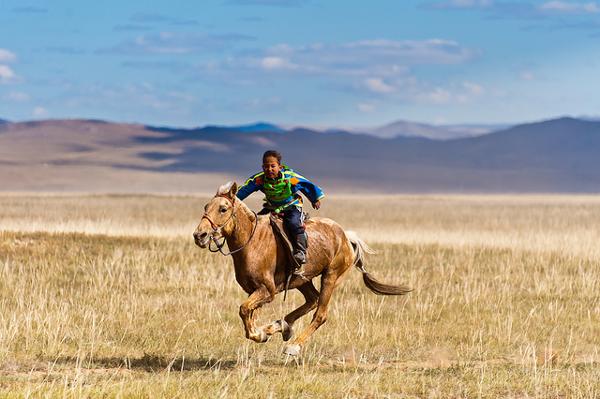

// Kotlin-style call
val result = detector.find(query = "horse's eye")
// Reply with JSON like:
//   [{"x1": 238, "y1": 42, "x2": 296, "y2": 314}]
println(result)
[{"x1": 220, "y1": 207, "x2": 227, "y2": 213}]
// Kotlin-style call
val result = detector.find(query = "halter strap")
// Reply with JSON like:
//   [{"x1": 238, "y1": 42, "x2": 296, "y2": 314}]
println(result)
[
  {"x1": 216, "y1": 194, "x2": 235, "y2": 205},
  {"x1": 202, "y1": 193, "x2": 258, "y2": 256},
  {"x1": 201, "y1": 194, "x2": 236, "y2": 231}
]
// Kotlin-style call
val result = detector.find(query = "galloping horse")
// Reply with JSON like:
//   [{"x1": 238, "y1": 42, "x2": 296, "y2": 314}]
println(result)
[{"x1": 193, "y1": 182, "x2": 411, "y2": 356}]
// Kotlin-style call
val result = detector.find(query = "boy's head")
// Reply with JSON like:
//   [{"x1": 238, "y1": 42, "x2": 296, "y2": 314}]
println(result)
[{"x1": 262, "y1": 150, "x2": 282, "y2": 179}]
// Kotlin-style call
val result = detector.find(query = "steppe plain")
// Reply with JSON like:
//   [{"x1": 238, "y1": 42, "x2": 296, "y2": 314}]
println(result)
[{"x1": 1, "y1": 193, "x2": 599, "y2": 398}]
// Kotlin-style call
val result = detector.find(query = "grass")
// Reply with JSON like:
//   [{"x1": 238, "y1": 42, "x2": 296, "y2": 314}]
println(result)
[{"x1": 1, "y1": 194, "x2": 599, "y2": 397}]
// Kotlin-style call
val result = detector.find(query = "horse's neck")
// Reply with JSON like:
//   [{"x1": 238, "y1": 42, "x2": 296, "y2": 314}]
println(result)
[{"x1": 225, "y1": 202, "x2": 255, "y2": 252}]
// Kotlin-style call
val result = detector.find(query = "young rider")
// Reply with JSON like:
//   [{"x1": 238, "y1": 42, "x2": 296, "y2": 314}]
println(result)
[{"x1": 236, "y1": 150, "x2": 324, "y2": 272}]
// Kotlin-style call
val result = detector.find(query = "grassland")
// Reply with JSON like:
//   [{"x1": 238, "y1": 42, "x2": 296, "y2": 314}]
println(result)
[{"x1": 1, "y1": 194, "x2": 599, "y2": 398}]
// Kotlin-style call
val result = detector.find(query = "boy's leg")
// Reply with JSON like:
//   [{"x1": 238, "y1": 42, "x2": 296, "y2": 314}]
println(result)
[{"x1": 282, "y1": 207, "x2": 307, "y2": 268}]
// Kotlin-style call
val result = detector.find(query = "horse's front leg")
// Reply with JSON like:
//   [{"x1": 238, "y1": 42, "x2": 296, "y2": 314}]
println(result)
[
  {"x1": 260, "y1": 281, "x2": 319, "y2": 342},
  {"x1": 239, "y1": 285, "x2": 274, "y2": 343}
]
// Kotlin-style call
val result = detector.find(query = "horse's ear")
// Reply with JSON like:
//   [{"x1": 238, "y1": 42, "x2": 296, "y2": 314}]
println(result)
[
  {"x1": 217, "y1": 181, "x2": 237, "y2": 197},
  {"x1": 229, "y1": 182, "x2": 238, "y2": 198}
]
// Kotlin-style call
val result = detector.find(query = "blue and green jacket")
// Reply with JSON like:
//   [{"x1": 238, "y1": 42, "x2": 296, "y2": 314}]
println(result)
[{"x1": 237, "y1": 168, "x2": 324, "y2": 212}]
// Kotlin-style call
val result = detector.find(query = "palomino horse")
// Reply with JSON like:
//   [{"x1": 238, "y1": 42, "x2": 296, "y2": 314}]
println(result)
[{"x1": 193, "y1": 182, "x2": 411, "y2": 356}]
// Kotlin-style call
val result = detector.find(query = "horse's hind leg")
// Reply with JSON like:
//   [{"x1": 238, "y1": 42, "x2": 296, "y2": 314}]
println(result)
[
  {"x1": 283, "y1": 271, "x2": 338, "y2": 356},
  {"x1": 239, "y1": 285, "x2": 274, "y2": 343},
  {"x1": 262, "y1": 281, "x2": 319, "y2": 341}
]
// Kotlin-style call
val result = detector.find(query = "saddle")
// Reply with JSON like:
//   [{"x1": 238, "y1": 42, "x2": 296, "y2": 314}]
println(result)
[
  {"x1": 269, "y1": 213, "x2": 310, "y2": 299},
  {"x1": 269, "y1": 214, "x2": 301, "y2": 271}
]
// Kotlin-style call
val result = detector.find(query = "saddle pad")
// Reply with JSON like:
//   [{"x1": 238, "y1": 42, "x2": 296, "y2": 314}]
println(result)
[{"x1": 269, "y1": 214, "x2": 301, "y2": 270}]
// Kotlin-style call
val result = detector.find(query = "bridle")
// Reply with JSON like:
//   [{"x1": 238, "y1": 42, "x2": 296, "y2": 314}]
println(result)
[{"x1": 201, "y1": 194, "x2": 258, "y2": 256}]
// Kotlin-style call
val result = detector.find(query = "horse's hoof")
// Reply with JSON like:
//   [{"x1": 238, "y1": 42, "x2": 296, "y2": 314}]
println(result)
[
  {"x1": 283, "y1": 344, "x2": 301, "y2": 356},
  {"x1": 280, "y1": 320, "x2": 293, "y2": 342}
]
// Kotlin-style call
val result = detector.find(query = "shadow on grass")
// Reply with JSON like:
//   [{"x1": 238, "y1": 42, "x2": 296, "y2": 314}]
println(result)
[{"x1": 52, "y1": 354, "x2": 238, "y2": 372}]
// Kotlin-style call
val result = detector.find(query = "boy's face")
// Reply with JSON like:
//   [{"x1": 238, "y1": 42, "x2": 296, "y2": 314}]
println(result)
[{"x1": 262, "y1": 156, "x2": 282, "y2": 179}]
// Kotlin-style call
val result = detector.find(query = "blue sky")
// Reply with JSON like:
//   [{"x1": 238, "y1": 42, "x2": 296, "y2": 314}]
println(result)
[{"x1": 1, "y1": 0, "x2": 599, "y2": 127}]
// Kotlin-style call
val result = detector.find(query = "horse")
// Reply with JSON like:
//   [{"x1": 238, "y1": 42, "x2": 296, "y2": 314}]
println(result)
[{"x1": 193, "y1": 182, "x2": 411, "y2": 356}]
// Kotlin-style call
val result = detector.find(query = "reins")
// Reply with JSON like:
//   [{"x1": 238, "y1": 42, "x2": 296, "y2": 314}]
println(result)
[{"x1": 202, "y1": 195, "x2": 259, "y2": 256}]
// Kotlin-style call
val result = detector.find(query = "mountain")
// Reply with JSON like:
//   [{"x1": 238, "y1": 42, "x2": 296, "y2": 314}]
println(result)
[
  {"x1": 140, "y1": 117, "x2": 600, "y2": 192},
  {"x1": 0, "y1": 118, "x2": 9, "y2": 125},
  {"x1": 364, "y1": 120, "x2": 454, "y2": 139},
  {"x1": 0, "y1": 117, "x2": 599, "y2": 192},
  {"x1": 359, "y1": 120, "x2": 507, "y2": 140},
  {"x1": 0, "y1": 119, "x2": 229, "y2": 192},
  {"x1": 209, "y1": 122, "x2": 284, "y2": 133},
  {"x1": 441, "y1": 123, "x2": 509, "y2": 137}
]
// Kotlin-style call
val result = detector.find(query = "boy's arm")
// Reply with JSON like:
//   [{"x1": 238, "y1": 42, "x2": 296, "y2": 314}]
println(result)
[
  {"x1": 290, "y1": 171, "x2": 325, "y2": 205},
  {"x1": 236, "y1": 174, "x2": 262, "y2": 201}
]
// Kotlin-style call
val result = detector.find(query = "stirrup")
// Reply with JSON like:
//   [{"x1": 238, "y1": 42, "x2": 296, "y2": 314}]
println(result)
[
  {"x1": 293, "y1": 263, "x2": 305, "y2": 274},
  {"x1": 292, "y1": 267, "x2": 310, "y2": 282}
]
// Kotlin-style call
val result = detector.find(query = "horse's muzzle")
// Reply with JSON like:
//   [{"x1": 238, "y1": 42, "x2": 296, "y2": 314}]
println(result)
[{"x1": 193, "y1": 231, "x2": 210, "y2": 248}]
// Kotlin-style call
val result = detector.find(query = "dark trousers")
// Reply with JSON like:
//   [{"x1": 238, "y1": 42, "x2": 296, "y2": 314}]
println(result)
[
  {"x1": 260, "y1": 206, "x2": 305, "y2": 236},
  {"x1": 282, "y1": 206, "x2": 305, "y2": 236}
]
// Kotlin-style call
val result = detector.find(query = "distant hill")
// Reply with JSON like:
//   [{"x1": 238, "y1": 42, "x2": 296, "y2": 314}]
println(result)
[
  {"x1": 362, "y1": 120, "x2": 454, "y2": 139},
  {"x1": 230, "y1": 122, "x2": 284, "y2": 133},
  {"x1": 355, "y1": 120, "x2": 507, "y2": 140},
  {"x1": 137, "y1": 117, "x2": 600, "y2": 192},
  {"x1": 440, "y1": 123, "x2": 509, "y2": 137},
  {"x1": 203, "y1": 122, "x2": 284, "y2": 133},
  {"x1": 1, "y1": 116, "x2": 599, "y2": 192}
]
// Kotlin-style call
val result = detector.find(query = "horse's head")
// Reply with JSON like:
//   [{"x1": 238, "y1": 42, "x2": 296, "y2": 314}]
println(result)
[{"x1": 193, "y1": 182, "x2": 238, "y2": 248}]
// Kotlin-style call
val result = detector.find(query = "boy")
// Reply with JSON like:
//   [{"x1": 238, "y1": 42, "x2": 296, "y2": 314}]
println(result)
[{"x1": 236, "y1": 150, "x2": 324, "y2": 271}]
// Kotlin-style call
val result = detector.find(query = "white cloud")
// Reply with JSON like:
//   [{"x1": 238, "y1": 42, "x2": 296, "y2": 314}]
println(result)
[
  {"x1": 364, "y1": 77, "x2": 396, "y2": 94},
  {"x1": 101, "y1": 32, "x2": 253, "y2": 55},
  {"x1": 357, "y1": 103, "x2": 376, "y2": 112},
  {"x1": 423, "y1": 88, "x2": 452, "y2": 104},
  {"x1": 463, "y1": 81, "x2": 484, "y2": 95},
  {"x1": 429, "y1": 0, "x2": 600, "y2": 22},
  {"x1": 60, "y1": 83, "x2": 202, "y2": 117},
  {"x1": 0, "y1": 50, "x2": 18, "y2": 84},
  {"x1": 342, "y1": 39, "x2": 474, "y2": 67},
  {"x1": 6, "y1": 91, "x2": 30, "y2": 101},
  {"x1": 32, "y1": 106, "x2": 49, "y2": 118},
  {"x1": 0, "y1": 49, "x2": 16, "y2": 63},
  {"x1": 417, "y1": 81, "x2": 485, "y2": 104},
  {"x1": 0, "y1": 65, "x2": 16, "y2": 83},
  {"x1": 540, "y1": 1, "x2": 600, "y2": 13},
  {"x1": 519, "y1": 71, "x2": 535, "y2": 80},
  {"x1": 260, "y1": 56, "x2": 296, "y2": 70},
  {"x1": 234, "y1": 38, "x2": 475, "y2": 78},
  {"x1": 193, "y1": 38, "x2": 476, "y2": 104}
]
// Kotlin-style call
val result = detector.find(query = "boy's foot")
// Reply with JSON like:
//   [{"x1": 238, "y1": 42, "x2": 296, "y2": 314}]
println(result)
[
  {"x1": 293, "y1": 250, "x2": 306, "y2": 265},
  {"x1": 292, "y1": 232, "x2": 308, "y2": 265},
  {"x1": 291, "y1": 232, "x2": 308, "y2": 277},
  {"x1": 293, "y1": 250, "x2": 306, "y2": 276}
]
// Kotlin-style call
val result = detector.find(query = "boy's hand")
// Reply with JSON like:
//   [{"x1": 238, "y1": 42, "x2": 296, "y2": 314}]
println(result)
[{"x1": 312, "y1": 200, "x2": 321, "y2": 210}]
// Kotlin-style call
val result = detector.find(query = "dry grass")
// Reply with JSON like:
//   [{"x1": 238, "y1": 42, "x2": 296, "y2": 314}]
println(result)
[{"x1": 1, "y1": 194, "x2": 600, "y2": 398}]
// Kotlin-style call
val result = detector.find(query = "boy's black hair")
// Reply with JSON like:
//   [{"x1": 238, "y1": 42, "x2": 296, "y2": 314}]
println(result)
[{"x1": 262, "y1": 150, "x2": 282, "y2": 164}]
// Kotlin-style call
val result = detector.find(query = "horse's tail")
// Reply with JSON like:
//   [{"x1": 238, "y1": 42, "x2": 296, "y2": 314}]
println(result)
[{"x1": 345, "y1": 231, "x2": 412, "y2": 296}]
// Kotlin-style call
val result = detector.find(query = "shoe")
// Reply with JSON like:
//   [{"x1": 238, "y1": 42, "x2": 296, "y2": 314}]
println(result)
[
  {"x1": 293, "y1": 250, "x2": 306, "y2": 265},
  {"x1": 292, "y1": 232, "x2": 308, "y2": 269}
]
